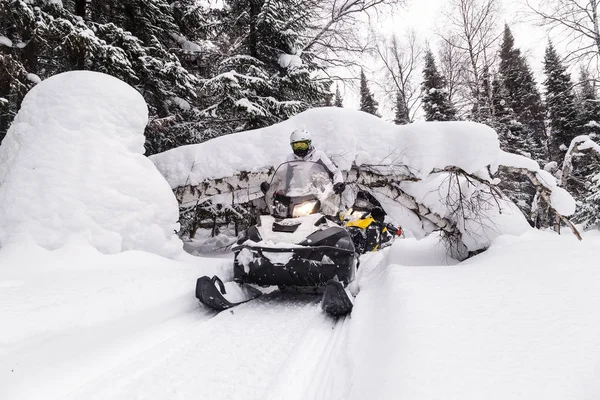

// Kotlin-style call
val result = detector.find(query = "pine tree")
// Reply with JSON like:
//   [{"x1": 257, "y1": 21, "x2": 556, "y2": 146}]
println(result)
[
  {"x1": 576, "y1": 67, "x2": 600, "y2": 135},
  {"x1": 492, "y1": 76, "x2": 539, "y2": 223},
  {"x1": 394, "y1": 91, "x2": 410, "y2": 124},
  {"x1": 492, "y1": 77, "x2": 526, "y2": 152},
  {"x1": 0, "y1": 0, "x2": 200, "y2": 153},
  {"x1": 198, "y1": 0, "x2": 330, "y2": 134},
  {"x1": 421, "y1": 50, "x2": 456, "y2": 121},
  {"x1": 564, "y1": 67, "x2": 600, "y2": 226},
  {"x1": 498, "y1": 25, "x2": 546, "y2": 161},
  {"x1": 89, "y1": 0, "x2": 178, "y2": 45},
  {"x1": 572, "y1": 170, "x2": 600, "y2": 230},
  {"x1": 334, "y1": 84, "x2": 344, "y2": 107},
  {"x1": 474, "y1": 67, "x2": 493, "y2": 124},
  {"x1": 543, "y1": 41, "x2": 578, "y2": 162},
  {"x1": 359, "y1": 69, "x2": 380, "y2": 116}
]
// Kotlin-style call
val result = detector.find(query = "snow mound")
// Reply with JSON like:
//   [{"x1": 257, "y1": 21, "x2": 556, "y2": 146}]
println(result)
[
  {"x1": 0, "y1": 71, "x2": 182, "y2": 257},
  {"x1": 151, "y1": 107, "x2": 533, "y2": 251},
  {"x1": 151, "y1": 107, "x2": 500, "y2": 187},
  {"x1": 350, "y1": 232, "x2": 600, "y2": 400}
]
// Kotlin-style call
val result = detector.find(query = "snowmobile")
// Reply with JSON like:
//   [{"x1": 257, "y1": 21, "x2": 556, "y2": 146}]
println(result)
[
  {"x1": 344, "y1": 190, "x2": 403, "y2": 254},
  {"x1": 195, "y1": 160, "x2": 357, "y2": 316}
]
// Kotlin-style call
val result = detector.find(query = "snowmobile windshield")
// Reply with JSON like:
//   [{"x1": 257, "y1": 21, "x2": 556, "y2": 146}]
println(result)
[{"x1": 266, "y1": 161, "x2": 337, "y2": 218}]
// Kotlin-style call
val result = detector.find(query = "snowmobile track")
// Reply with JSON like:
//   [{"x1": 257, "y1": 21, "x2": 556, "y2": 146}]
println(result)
[{"x1": 67, "y1": 290, "x2": 350, "y2": 400}]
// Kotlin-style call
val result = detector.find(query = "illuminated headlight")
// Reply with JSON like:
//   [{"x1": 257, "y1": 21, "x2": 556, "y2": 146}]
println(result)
[{"x1": 292, "y1": 200, "x2": 318, "y2": 218}]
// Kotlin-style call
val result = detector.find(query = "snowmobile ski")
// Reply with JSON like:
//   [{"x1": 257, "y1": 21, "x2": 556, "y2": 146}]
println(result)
[
  {"x1": 321, "y1": 280, "x2": 354, "y2": 317},
  {"x1": 195, "y1": 275, "x2": 262, "y2": 312}
]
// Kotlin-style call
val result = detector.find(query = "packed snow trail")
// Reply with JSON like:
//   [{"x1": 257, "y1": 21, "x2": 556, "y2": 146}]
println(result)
[{"x1": 66, "y1": 292, "x2": 351, "y2": 400}]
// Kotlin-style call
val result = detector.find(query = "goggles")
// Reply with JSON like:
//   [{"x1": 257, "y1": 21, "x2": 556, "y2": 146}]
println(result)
[{"x1": 291, "y1": 141, "x2": 310, "y2": 151}]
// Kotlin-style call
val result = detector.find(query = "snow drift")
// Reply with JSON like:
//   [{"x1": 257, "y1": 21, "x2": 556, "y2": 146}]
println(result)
[
  {"x1": 0, "y1": 71, "x2": 182, "y2": 257},
  {"x1": 349, "y1": 232, "x2": 600, "y2": 400},
  {"x1": 151, "y1": 107, "x2": 501, "y2": 186}
]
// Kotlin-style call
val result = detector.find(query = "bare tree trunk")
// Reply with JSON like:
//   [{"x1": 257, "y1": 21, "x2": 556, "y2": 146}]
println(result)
[
  {"x1": 373, "y1": 30, "x2": 423, "y2": 121},
  {"x1": 440, "y1": 0, "x2": 501, "y2": 118}
]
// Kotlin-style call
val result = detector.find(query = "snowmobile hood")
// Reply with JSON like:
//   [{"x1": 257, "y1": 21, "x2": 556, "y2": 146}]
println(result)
[{"x1": 256, "y1": 214, "x2": 330, "y2": 245}]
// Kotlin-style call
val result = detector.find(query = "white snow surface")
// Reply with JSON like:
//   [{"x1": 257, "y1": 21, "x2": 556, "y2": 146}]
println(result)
[
  {"x1": 26, "y1": 73, "x2": 41, "y2": 84},
  {"x1": 2, "y1": 231, "x2": 600, "y2": 400},
  {"x1": 0, "y1": 71, "x2": 183, "y2": 257},
  {"x1": 151, "y1": 107, "x2": 500, "y2": 186},
  {"x1": 350, "y1": 231, "x2": 600, "y2": 400},
  {"x1": 278, "y1": 53, "x2": 303, "y2": 69}
]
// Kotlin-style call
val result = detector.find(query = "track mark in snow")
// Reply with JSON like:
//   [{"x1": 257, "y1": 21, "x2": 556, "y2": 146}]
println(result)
[
  {"x1": 265, "y1": 315, "x2": 352, "y2": 400},
  {"x1": 69, "y1": 291, "x2": 335, "y2": 400}
]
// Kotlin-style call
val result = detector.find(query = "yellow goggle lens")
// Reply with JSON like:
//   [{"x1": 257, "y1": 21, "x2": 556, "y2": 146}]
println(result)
[{"x1": 291, "y1": 141, "x2": 310, "y2": 151}]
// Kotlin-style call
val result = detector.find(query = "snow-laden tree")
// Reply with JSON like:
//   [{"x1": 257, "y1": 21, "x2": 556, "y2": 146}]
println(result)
[
  {"x1": 489, "y1": 76, "x2": 539, "y2": 224},
  {"x1": 89, "y1": 0, "x2": 178, "y2": 45},
  {"x1": 576, "y1": 67, "x2": 600, "y2": 135},
  {"x1": 0, "y1": 0, "x2": 200, "y2": 153},
  {"x1": 196, "y1": 0, "x2": 330, "y2": 135},
  {"x1": 556, "y1": 71, "x2": 600, "y2": 227},
  {"x1": 150, "y1": 108, "x2": 580, "y2": 260},
  {"x1": 498, "y1": 25, "x2": 546, "y2": 161},
  {"x1": 561, "y1": 135, "x2": 600, "y2": 230},
  {"x1": 359, "y1": 69, "x2": 380, "y2": 116},
  {"x1": 543, "y1": 41, "x2": 578, "y2": 162},
  {"x1": 421, "y1": 50, "x2": 456, "y2": 121}
]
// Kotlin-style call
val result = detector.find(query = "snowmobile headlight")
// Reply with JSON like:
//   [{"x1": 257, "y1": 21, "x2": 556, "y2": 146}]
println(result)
[{"x1": 292, "y1": 200, "x2": 318, "y2": 218}]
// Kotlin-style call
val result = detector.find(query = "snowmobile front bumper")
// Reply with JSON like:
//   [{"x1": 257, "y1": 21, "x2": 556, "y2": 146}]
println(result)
[{"x1": 233, "y1": 244, "x2": 355, "y2": 287}]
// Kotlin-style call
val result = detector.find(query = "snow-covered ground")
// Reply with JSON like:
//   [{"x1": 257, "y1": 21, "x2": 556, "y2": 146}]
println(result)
[
  {"x1": 2, "y1": 71, "x2": 599, "y2": 400},
  {"x1": 2, "y1": 232, "x2": 600, "y2": 400}
]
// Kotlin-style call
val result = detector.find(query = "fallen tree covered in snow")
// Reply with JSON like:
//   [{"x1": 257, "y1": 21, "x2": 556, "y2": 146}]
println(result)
[{"x1": 151, "y1": 107, "x2": 580, "y2": 259}]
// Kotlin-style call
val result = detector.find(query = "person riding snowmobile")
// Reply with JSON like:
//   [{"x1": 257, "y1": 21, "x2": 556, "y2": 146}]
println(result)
[
  {"x1": 261, "y1": 129, "x2": 349, "y2": 206},
  {"x1": 287, "y1": 129, "x2": 346, "y2": 196}
]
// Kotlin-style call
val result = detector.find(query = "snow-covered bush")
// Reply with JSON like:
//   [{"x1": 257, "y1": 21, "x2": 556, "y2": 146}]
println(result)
[
  {"x1": 151, "y1": 107, "x2": 578, "y2": 259},
  {"x1": 561, "y1": 135, "x2": 600, "y2": 230},
  {"x1": 0, "y1": 71, "x2": 183, "y2": 257}
]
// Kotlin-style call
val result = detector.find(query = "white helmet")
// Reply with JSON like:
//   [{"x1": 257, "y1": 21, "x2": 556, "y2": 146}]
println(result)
[{"x1": 290, "y1": 128, "x2": 311, "y2": 144}]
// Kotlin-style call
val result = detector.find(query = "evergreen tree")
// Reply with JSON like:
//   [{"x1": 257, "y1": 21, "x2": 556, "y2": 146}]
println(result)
[
  {"x1": 492, "y1": 75, "x2": 539, "y2": 223},
  {"x1": 576, "y1": 67, "x2": 600, "y2": 135},
  {"x1": 421, "y1": 50, "x2": 456, "y2": 121},
  {"x1": 394, "y1": 91, "x2": 410, "y2": 124},
  {"x1": 492, "y1": 77, "x2": 527, "y2": 152},
  {"x1": 572, "y1": 169, "x2": 600, "y2": 230},
  {"x1": 474, "y1": 67, "x2": 493, "y2": 124},
  {"x1": 565, "y1": 67, "x2": 600, "y2": 226},
  {"x1": 543, "y1": 41, "x2": 578, "y2": 162},
  {"x1": 89, "y1": 0, "x2": 178, "y2": 45},
  {"x1": 359, "y1": 69, "x2": 379, "y2": 116},
  {"x1": 0, "y1": 0, "x2": 199, "y2": 153},
  {"x1": 498, "y1": 25, "x2": 546, "y2": 161},
  {"x1": 198, "y1": 0, "x2": 330, "y2": 134},
  {"x1": 334, "y1": 84, "x2": 344, "y2": 107}
]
